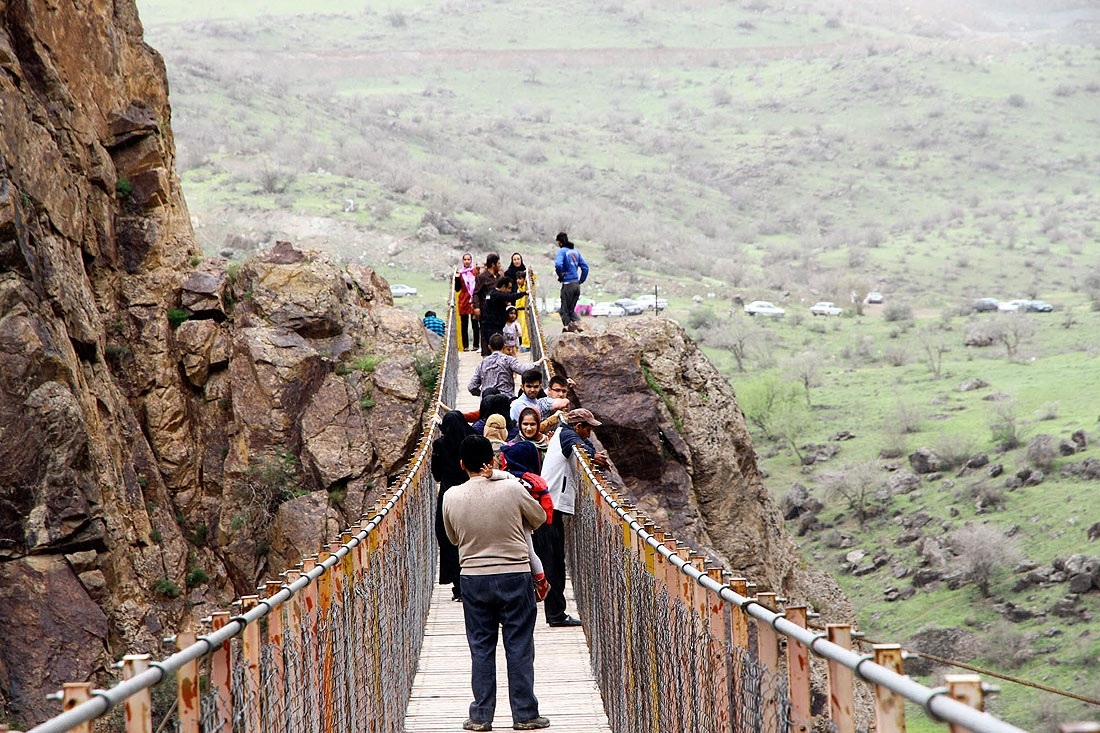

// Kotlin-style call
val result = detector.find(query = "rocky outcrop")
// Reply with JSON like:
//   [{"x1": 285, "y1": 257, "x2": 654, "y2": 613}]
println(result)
[
  {"x1": 0, "y1": 5, "x2": 433, "y2": 725},
  {"x1": 550, "y1": 318, "x2": 853, "y2": 615}
]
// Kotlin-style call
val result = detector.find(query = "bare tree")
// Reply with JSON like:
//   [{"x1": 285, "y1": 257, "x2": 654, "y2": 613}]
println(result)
[
  {"x1": 819, "y1": 462, "x2": 882, "y2": 527},
  {"x1": 949, "y1": 524, "x2": 1021, "y2": 597},
  {"x1": 917, "y1": 326, "x2": 950, "y2": 378},
  {"x1": 993, "y1": 313, "x2": 1036, "y2": 359},
  {"x1": 785, "y1": 351, "x2": 823, "y2": 407},
  {"x1": 712, "y1": 314, "x2": 761, "y2": 372}
]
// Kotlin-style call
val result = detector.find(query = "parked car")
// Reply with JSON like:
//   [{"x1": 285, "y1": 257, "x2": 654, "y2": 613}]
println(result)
[
  {"x1": 810, "y1": 301, "x2": 843, "y2": 316},
  {"x1": 865, "y1": 291, "x2": 884, "y2": 304},
  {"x1": 613, "y1": 298, "x2": 645, "y2": 315},
  {"x1": 635, "y1": 294, "x2": 669, "y2": 311},
  {"x1": 592, "y1": 301, "x2": 626, "y2": 317},
  {"x1": 391, "y1": 284, "x2": 418, "y2": 297},
  {"x1": 972, "y1": 298, "x2": 999, "y2": 312},
  {"x1": 997, "y1": 299, "x2": 1030, "y2": 312},
  {"x1": 1023, "y1": 299, "x2": 1054, "y2": 312},
  {"x1": 744, "y1": 300, "x2": 785, "y2": 317}
]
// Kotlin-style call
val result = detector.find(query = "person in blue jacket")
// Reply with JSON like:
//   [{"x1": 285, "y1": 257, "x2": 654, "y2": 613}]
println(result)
[{"x1": 553, "y1": 232, "x2": 589, "y2": 333}]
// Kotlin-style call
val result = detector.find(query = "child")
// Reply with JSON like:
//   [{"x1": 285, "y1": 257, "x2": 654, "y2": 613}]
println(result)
[
  {"x1": 502, "y1": 305, "x2": 521, "y2": 356},
  {"x1": 497, "y1": 441, "x2": 553, "y2": 602}
]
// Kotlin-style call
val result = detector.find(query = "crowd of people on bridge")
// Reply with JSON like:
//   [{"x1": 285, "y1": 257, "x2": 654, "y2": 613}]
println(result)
[{"x1": 430, "y1": 235, "x2": 606, "y2": 732}]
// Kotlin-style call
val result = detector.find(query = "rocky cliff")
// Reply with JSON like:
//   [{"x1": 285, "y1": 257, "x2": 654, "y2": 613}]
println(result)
[
  {"x1": 550, "y1": 318, "x2": 853, "y2": 616},
  {"x1": 0, "y1": 4, "x2": 432, "y2": 726}
]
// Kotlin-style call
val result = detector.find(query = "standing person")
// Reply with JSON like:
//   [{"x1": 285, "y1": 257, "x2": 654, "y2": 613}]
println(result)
[
  {"x1": 468, "y1": 333, "x2": 544, "y2": 398},
  {"x1": 455, "y1": 253, "x2": 480, "y2": 351},
  {"x1": 443, "y1": 435, "x2": 551, "y2": 732},
  {"x1": 504, "y1": 252, "x2": 527, "y2": 283},
  {"x1": 510, "y1": 368, "x2": 570, "y2": 423},
  {"x1": 554, "y1": 232, "x2": 589, "y2": 333},
  {"x1": 502, "y1": 305, "x2": 521, "y2": 356},
  {"x1": 432, "y1": 411, "x2": 476, "y2": 602},
  {"x1": 481, "y1": 276, "x2": 523, "y2": 350},
  {"x1": 534, "y1": 408, "x2": 610, "y2": 628},
  {"x1": 504, "y1": 253, "x2": 531, "y2": 351},
  {"x1": 474, "y1": 253, "x2": 503, "y2": 356}
]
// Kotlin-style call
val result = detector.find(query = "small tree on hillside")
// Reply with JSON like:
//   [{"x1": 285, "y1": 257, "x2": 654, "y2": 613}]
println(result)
[
  {"x1": 949, "y1": 524, "x2": 1021, "y2": 598},
  {"x1": 992, "y1": 313, "x2": 1036, "y2": 359},
  {"x1": 771, "y1": 398, "x2": 814, "y2": 464},
  {"x1": 713, "y1": 314, "x2": 762, "y2": 372},
  {"x1": 738, "y1": 374, "x2": 804, "y2": 438},
  {"x1": 917, "y1": 326, "x2": 951, "y2": 379},
  {"x1": 819, "y1": 461, "x2": 882, "y2": 527},
  {"x1": 784, "y1": 351, "x2": 823, "y2": 407}
]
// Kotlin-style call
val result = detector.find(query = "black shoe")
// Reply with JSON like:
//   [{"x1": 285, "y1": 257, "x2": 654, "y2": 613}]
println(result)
[
  {"x1": 547, "y1": 615, "x2": 582, "y2": 627},
  {"x1": 513, "y1": 716, "x2": 550, "y2": 730},
  {"x1": 463, "y1": 719, "x2": 492, "y2": 731}
]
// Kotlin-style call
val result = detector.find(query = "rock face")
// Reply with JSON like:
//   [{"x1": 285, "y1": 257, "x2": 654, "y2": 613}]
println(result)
[
  {"x1": 550, "y1": 319, "x2": 853, "y2": 614},
  {"x1": 0, "y1": 7, "x2": 432, "y2": 726}
]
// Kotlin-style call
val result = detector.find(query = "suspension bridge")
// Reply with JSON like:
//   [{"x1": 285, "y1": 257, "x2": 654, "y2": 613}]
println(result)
[{"x1": 21, "y1": 272, "x2": 1032, "y2": 733}]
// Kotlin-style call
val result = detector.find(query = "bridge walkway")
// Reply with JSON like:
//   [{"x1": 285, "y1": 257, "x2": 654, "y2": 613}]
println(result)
[{"x1": 404, "y1": 347, "x2": 611, "y2": 732}]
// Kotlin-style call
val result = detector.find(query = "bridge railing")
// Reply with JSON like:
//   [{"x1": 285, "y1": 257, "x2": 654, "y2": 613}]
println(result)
[
  {"x1": 24, "y1": 293, "x2": 461, "y2": 733},
  {"x1": 525, "y1": 275, "x2": 1026, "y2": 733}
]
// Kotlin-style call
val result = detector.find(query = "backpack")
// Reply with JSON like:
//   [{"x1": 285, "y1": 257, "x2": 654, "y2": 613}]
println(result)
[{"x1": 518, "y1": 472, "x2": 553, "y2": 525}]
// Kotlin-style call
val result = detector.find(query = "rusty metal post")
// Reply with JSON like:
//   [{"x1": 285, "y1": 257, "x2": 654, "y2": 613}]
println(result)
[
  {"x1": 707, "y1": 567, "x2": 733, "y2": 733},
  {"x1": 175, "y1": 631, "x2": 199, "y2": 733},
  {"x1": 317, "y1": 547, "x2": 336, "y2": 733},
  {"x1": 785, "y1": 606, "x2": 811, "y2": 733},
  {"x1": 61, "y1": 682, "x2": 93, "y2": 733},
  {"x1": 755, "y1": 592, "x2": 779, "y2": 673},
  {"x1": 728, "y1": 577, "x2": 750, "y2": 651},
  {"x1": 946, "y1": 675, "x2": 984, "y2": 733},
  {"x1": 209, "y1": 611, "x2": 232, "y2": 730},
  {"x1": 872, "y1": 644, "x2": 906, "y2": 733},
  {"x1": 239, "y1": 595, "x2": 260, "y2": 733},
  {"x1": 264, "y1": 581, "x2": 286, "y2": 731},
  {"x1": 827, "y1": 624, "x2": 855, "y2": 733},
  {"x1": 120, "y1": 654, "x2": 152, "y2": 733}
]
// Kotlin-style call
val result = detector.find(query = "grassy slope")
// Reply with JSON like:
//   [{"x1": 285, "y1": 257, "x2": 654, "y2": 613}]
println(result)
[{"x1": 136, "y1": 1, "x2": 1100, "y2": 728}]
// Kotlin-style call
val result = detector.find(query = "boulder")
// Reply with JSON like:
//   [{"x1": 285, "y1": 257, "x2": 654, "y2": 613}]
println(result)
[
  {"x1": 908, "y1": 447, "x2": 943, "y2": 474},
  {"x1": 904, "y1": 627, "x2": 979, "y2": 675},
  {"x1": 781, "y1": 483, "x2": 823, "y2": 520},
  {"x1": 886, "y1": 470, "x2": 920, "y2": 495}
]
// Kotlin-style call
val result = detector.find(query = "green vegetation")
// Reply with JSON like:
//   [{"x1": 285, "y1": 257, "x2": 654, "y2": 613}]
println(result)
[
  {"x1": 185, "y1": 565, "x2": 209, "y2": 589},
  {"x1": 152, "y1": 577, "x2": 180, "y2": 599},
  {"x1": 115, "y1": 177, "x2": 133, "y2": 198},
  {"x1": 353, "y1": 354, "x2": 386, "y2": 373},
  {"x1": 166, "y1": 308, "x2": 190, "y2": 328}
]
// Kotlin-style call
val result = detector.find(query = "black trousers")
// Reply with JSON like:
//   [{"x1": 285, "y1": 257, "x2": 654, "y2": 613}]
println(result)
[{"x1": 532, "y1": 510, "x2": 568, "y2": 623}]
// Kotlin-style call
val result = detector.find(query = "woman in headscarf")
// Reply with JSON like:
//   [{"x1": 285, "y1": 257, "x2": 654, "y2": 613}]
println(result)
[
  {"x1": 431, "y1": 410, "x2": 475, "y2": 600},
  {"x1": 454, "y1": 252, "x2": 479, "y2": 351},
  {"x1": 503, "y1": 253, "x2": 530, "y2": 350},
  {"x1": 515, "y1": 406, "x2": 549, "y2": 463}
]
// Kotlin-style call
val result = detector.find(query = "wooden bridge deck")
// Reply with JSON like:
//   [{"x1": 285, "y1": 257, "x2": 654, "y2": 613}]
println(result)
[{"x1": 404, "y1": 348, "x2": 611, "y2": 732}]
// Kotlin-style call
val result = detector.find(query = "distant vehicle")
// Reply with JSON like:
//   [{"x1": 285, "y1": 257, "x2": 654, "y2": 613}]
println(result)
[
  {"x1": 1023, "y1": 299, "x2": 1054, "y2": 312},
  {"x1": 744, "y1": 300, "x2": 785, "y2": 317},
  {"x1": 810, "y1": 301, "x2": 843, "y2": 316},
  {"x1": 635, "y1": 294, "x2": 669, "y2": 310},
  {"x1": 574, "y1": 296, "x2": 594, "y2": 316},
  {"x1": 592, "y1": 302, "x2": 626, "y2": 317},
  {"x1": 613, "y1": 298, "x2": 645, "y2": 315},
  {"x1": 972, "y1": 298, "x2": 999, "y2": 312},
  {"x1": 997, "y1": 299, "x2": 1030, "y2": 313},
  {"x1": 391, "y1": 284, "x2": 417, "y2": 297},
  {"x1": 865, "y1": 291, "x2": 884, "y2": 304}
]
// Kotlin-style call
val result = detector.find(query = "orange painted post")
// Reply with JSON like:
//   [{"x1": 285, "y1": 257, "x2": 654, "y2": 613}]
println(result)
[
  {"x1": 676, "y1": 547, "x2": 693, "y2": 605},
  {"x1": 663, "y1": 538, "x2": 679, "y2": 600},
  {"x1": 872, "y1": 644, "x2": 906, "y2": 733},
  {"x1": 728, "y1": 577, "x2": 750, "y2": 651},
  {"x1": 175, "y1": 631, "x2": 199, "y2": 733},
  {"x1": 706, "y1": 567, "x2": 732, "y2": 733},
  {"x1": 265, "y1": 581, "x2": 286, "y2": 731},
  {"x1": 755, "y1": 592, "x2": 779, "y2": 673},
  {"x1": 785, "y1": 606, "x2": 812, "y2": 733},
  {"x1": 62, "y1": 682, "x2": 93, "y2": 733},
  {"x1": 284, "y1": 568, "x2": 304, "y2": 730},
  {"x1": 317, "y1": 547, "x2": 336, "y2": 733},
  {"x1": 209, "y1": 611, "x2": 232, "y2": 729},
  {"x1": 946, "y1": 675, "x2": 984, "y2": 733},
  {"x1": 826, "y1": 624, "x2": 855, "y2": 733},
  {"x1": 120, "y1": 654, "x2": 152, "y2": 733},
  {"x1": 239, "y1": 596, "x2": 260, "y2": 733}
]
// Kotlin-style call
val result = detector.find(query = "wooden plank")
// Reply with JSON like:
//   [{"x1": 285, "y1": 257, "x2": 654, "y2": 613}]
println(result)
[{"x1": 405, "y1": 577, "x2": 611, "y2": 732}]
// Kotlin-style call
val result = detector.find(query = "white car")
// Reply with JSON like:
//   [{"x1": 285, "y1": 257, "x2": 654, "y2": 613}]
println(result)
[
  {"x1": 810, "y1": 301, "x2": 842, "y2": 316},
  {"x1": 997, "y1": 299, "x2": 1029, "y2": 312},
  {"x1": 634, "y1": 294, "x2": 669, "y2": 310},
  {"x1": 591, "y1": 301, "x2": 626, "y2": 317},
  {"x1": 744, "y1": 300, "x2": 785, "y2": 317},
  {"x1": 391, "y1": 284, "x2": 418, "y2": 297}
]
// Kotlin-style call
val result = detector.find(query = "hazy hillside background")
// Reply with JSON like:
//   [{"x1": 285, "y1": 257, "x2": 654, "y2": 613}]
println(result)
[{"x1": 137, "y1": 1, "x2": 1100, "y2": 729}]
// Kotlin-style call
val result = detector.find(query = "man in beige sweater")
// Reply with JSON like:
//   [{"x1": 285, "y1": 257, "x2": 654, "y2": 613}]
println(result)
[{"x1": 443, "y1": 435, "x2": 550, "y2": 732}]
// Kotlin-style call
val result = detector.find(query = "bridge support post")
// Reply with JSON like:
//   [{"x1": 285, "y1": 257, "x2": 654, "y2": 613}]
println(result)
[
  {"x1": 175, "y1": 631, "x2": 199, "y2": 733},
  {"x1": 240, "y1": 595, "x2": 261, "y2": 733},
  {"x1": 61, "y1": 682, "x2": 94, "y2": 733},
  {"x1": 317, "y1": 548, "x2": 336, "y2": 733},
  {"x1": 755, "y1": 592, "x2": 779, "y2": 673},
  {"x1": 706, "y1": 567, "x2": 733, "y2": 733},
  {"x1": 826, "y1": 624, "x2": 855, "y2": 733},
  {"x1": 121, "y1": 654, "x2": 152, "y2": 733},
  {"x1": 946, "y1": 674, "x2": 984, "y2": 733},
  {"x1": 785, "y1": 606, "x2": 812, "y2": 733},
  {"x1": 265, "y1": 580, "x2": 287, "y2": 731},
  {"x1": 209, "y1": 611, "x2": 232, "y2": 731},
  {"x1": 872, "y1": 644, "x2": 905, "y2": 733}
]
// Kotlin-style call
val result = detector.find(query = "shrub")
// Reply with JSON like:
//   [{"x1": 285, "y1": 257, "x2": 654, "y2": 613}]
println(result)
[
  {"x1": 989, "y1": 400, "x2": 1024, "y2": 451},
  {"x1": 1035, "y1": 401, "x2": 1059, "y2": 421},
  {"x1": 932, "y1": 434, "x2": 976, "y2": 471},
  {"x1": 1026, "y1": 434, "x2": 1058, "y2": 472},
  {"x1": 949, "y1": 524, "x2": 1021, "y2": 597},
  {"x1": 167, "y1": 308, "x2": 190, "y2": 328},
  {"x1": 413, "y1": 351, "x2": 439, "y2": 395},
  {"x1": 153, "y1": 578, "x2": 181, "y2": 599},
  {"x1": 882, "y1": 302, "x2": 913, "y2": 322},
  {"x1": 116, "y1": 177, "x2": 133, "y2": 198},
  {"x1": 353, "y1": 354, "x2": 386, "y2": 373},
  {"x1": 893, "y1": 400, "x2": 923, "y2": 434},
  {"x1": 186, "y1": 566, "x2": 209, "y2": 588}
]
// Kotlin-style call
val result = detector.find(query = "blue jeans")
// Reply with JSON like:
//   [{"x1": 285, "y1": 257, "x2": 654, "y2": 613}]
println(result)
[{"x1": 461, "y1": 572, "x2": 540, "y2": 724}]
